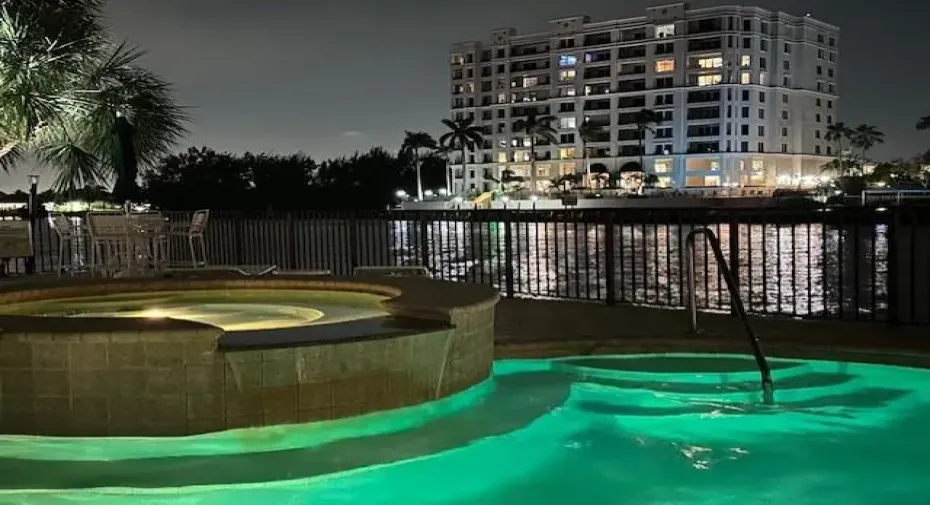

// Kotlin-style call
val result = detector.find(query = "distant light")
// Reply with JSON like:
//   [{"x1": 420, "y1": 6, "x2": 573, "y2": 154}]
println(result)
[
  {"x1": 438, "y1": 188, "x2": 448, "y2": 196},
  {"x1": 395, "y1": 189, "x2": 408, "y2": 198},
  {"x1": 453, "y1": 196, "x2": 463, "y2": 203},
  {"x1": 28, "y1": 174, "x2": 39, "y2": 186},
  {"x1": 424, "y1": 189, "x2": 434, "y2": 198},
  {"x1": 502, "y1": 195, "x2": 510, "y2": 202},
  {"x1": 530, "y1": 195, "x2": 539, "y2": 201},
  {"x1": 876, "y1": 207, "x2": 888, "y2": 212},
  {"x1": 140, "y1": 308, "x2": 167, "y2": 319},
  {"x1": 875, "y1": 181, "x2": 887, "y2": 188}
]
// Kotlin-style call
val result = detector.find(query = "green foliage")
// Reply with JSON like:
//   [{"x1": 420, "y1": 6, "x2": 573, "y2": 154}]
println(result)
[
  {"x1": 0, "y1": 1, "x2": 187, "y2": 191},
  {"x1": 140, "y1": 146, "x2": 444, "y2": 210}
]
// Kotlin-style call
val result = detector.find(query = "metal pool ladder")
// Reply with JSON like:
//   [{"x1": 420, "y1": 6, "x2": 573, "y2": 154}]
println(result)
[{"x1": 685, "y1": 227, "x2": 775, "y2": 405}]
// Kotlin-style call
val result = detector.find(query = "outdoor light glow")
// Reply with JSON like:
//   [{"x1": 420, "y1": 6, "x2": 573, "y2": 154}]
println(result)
[
  {"x1": 453, "y1": 196, "x2": 463, "y2": 203},
  {"x1": 28, "y1": 174, "x2": 39, "y2": 186},
  {"x1": 502, "y1": 195, "x2": 510, "y2": 202},
  {"x1": 395, "y1": 189, "x2": 407, "y2": 198},
  {"x1": 530, "y1": 195, "x2": 539, "y2": 201},
  {"x1": 140, "y1": 308, "x2": 168, "y2": 319},
  {"x1": 438, "y1": 188, "x2": 448, "y2": 196},
  {"x1": 876, "y1": 207, "x2": 888, "y2": 212},
  {"x1": 875, "y1": 181, "x2": 888, "y2": 188},
  {"x1": 424, "y1": 190, "x2": 434, "y2": 198}
]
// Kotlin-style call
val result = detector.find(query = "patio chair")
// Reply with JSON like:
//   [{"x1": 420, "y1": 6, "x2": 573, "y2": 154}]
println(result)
[
  {"x1": 165, "y1": 209, "x2": 210, "y2": 268},
  {"x1": 48, "y1": 214, "x2": 79, "y2": 276},
  {"x1": 85, "y1": 212, "x2": 130, "y2": 277},
  {"x1": 353, "y1": 265, "x2": 431, "y2": 277}
]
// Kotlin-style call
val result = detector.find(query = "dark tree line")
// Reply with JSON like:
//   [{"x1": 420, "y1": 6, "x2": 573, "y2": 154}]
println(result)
[{"x1": 140, "y1": 147, "x2": 447, "y2": 210}]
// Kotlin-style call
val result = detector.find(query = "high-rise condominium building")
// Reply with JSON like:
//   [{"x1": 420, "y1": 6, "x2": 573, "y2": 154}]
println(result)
[{"x1": 448, "y1": 3, "x2": 839, "y2": 193}]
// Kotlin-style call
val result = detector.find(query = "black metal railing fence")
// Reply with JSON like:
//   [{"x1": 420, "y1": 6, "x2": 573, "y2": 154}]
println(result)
[{"x1": 9, "y1": 206, "x2": 930, "y2": 325}]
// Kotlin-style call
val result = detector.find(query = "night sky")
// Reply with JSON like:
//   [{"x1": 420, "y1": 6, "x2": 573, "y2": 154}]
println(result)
[{"x1": 5, "y1": 0, "x2": 929, "y2": 191}]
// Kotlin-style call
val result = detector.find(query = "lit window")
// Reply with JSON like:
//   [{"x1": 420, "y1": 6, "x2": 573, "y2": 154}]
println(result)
[
  {"x1": 522, "y1": 76, "x2": 538, "y2": 87},
  {"x1": 559, "y1": 55, "x2": 577, "y2": 67},
  {"x1": 559, "y1": 87, "x2": 576, "y2": 97},
  {"x1": 496, "y1": 93, "x2": 506, "y2": 104},
  {"x1": 697, "y1": 57, "x2": 723, "y2": 69},
  {"x1": 740, "y1": 72, "x2": 751, "y2": 84},
  {"x1": 741, "y1": 55, "x2": 751, "y2": 67},
  {"x1": 497, "y1": 152, "x2": 508, "y2": 163},
  {"x1": 657, "y1": 176, "x2": 672, "y2": 188},
  {"x1": 559, "y1": 70, "x2": 576, "y2": 81},
  {"x1": 465, "y1": 82, "x2": 475, "y2": 93},
  {"x1": 697, "y1": 74, "x2": 722, "y2": 86},
  {"x1": 559, "y1": 148, "x2": 576, "y2": 159},
  {"x1": 451, "y1": 53, "x2": 464, "y2": 65},
  {"x1": 655, "y1": 59, "x2": 675, "y2": 73},
  {"x1": 654, "y1": 159, "x2": 673, "y2": 173},
  {"x1": 656, "y1": 24, "x2": 675, "y2": 38},
  {"x1": 559, "y1": 117, "x2": 577, "y2": 129},
  {"x1": 512, "y1": 150, "x2": 530, "y2": 162}
]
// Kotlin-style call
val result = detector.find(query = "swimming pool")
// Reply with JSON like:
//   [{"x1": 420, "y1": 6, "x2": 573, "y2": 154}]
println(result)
[{"x1": 1, "y1": 353, "x2": 928, "y2": 504}]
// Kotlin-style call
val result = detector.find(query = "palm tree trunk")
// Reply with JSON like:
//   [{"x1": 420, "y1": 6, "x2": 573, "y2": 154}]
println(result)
[
  {"x1": 414, "y1": 152, "x2": 423, "y2": 201},
  {"x1": 442, "y1": 151, "x2": 451, "y2": 195},
  {"x1": 460, "y1": 146, "x2": 466, "y2": 196},
  {"x1": 529, "y1": 136, "x2": 537, "y2": 195},
  {"x1": 583, "y1": 143, "x2": 590, "y2": 189},
  {"x1": 638, "y1": 127, "x2": 645, "y2": 171}
]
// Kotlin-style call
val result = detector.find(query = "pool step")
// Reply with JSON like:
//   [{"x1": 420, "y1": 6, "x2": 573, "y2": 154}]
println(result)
[
  {"x1": 572, "y1": 385, "x2": 910, "y2": 418},
  {"x1": 572, "y1": 371, "x2": 860, "y2": 404},
  {"x1": 552, "y1": 354, "x2": 814, "y2": 385}
]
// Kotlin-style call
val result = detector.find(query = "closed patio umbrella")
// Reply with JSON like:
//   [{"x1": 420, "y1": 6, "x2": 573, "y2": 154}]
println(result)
[{"x1": 111, "y1": 112, "x2": 140, "y2": 206}]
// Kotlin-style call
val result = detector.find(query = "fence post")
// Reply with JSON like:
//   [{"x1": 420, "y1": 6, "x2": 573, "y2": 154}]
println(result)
[
  {"x1": 25, "y1": 183, "x2": 38, "y2": 274},
  {"x1": 417, "y1": 213, "x2": 430, "y2": 271},
  {"x1": 728, "y1": 214, "x2": 740, "y2": 316},
  {"x1": 233, "y1": 215, "x2": 244, "y2": 266},
  {"x1": 886, "y1": 207, "x2": 900, "y2": 325},
  {"x1": 348, "y1": 213, "x2": 359, "y2": 273},
  {"x1": 503, "y1": 212, "x2": 515, "y2": 298},
  {"x1": 604, "y1": 211, "x2": 617, "y2": 306},
  {"x1": 285, "y1": 211, "x2": 297, "y2": 270}
]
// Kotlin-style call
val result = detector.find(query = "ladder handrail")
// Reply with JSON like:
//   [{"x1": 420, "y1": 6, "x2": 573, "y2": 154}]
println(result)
[{"x1": 685, "y1": 227, "x2": 775, "y2": 404}]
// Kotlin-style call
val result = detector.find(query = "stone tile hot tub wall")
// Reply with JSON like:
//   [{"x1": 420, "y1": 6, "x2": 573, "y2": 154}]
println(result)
[{"x1": 0, "y1": 275, "x2": 498, "y2": 436}]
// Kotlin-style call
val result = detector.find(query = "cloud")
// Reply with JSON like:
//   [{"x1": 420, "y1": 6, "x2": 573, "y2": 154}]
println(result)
[{"x1": 341, "y1": 130, "x2": 363, "y2": 137}]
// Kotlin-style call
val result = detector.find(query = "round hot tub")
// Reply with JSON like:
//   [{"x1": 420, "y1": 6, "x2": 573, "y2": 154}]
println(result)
[{"x1": 0, "y1": 274, "x2": 499, "y2": 437}]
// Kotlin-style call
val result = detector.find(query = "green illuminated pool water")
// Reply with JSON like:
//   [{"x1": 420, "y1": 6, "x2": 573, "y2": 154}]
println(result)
[{"x1": 1, "y1": 354, "x2": 929, "y2": 504}]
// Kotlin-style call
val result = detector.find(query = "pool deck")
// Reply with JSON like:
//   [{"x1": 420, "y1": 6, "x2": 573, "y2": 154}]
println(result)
[{"x1": 494, "y1": 298, "x2": 930, "y2": 366}]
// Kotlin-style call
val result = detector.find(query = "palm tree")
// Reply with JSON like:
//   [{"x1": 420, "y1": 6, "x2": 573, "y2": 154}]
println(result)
[
  {"x1": 917, "y1": 116, "x2": 930, "y2": 131},
  {"x1": 513, "y1": 110, "x2": 558, "y2": 194},
  {"x1": 434, "y1": 144, "x2": 453, "y2": 194},
  {"x1": 633, "y1": 109, "x2": 663, "y2": 172},
  {"x1": 850, "y1": 124, "x2": 885, "y2": 162},
  {"x1": 400, "y1": 131, "x2": 437, "y2": 200},
  {"x1": 577, "y1": 120, "x2": 598, "y2": 188},
  {"x1": 825, "y1": 122, "x2": 854, "y2": 175},
  {"x1": 439, "y1": 118, "x2": 483, "y2": 196},
  {"x1": 0, "y1": 3, "x2": 188, "y2": 192}
]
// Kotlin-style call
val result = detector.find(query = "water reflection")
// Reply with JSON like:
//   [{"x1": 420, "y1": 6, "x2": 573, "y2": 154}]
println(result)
[{"x1": 27, "y1": 216, "x2": 894, "y2": 322}]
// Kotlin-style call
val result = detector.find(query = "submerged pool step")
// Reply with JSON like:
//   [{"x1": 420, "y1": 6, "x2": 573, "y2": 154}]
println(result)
[
  {"x1": 572, "y1": 384, "x2": 912, "y2": 419},
  {"x1": 572, "y1": 371, "x2": 861, "y2": 404},
  {"x1": 552, "y1": 354, "x2": 815, "y2": 385}
]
